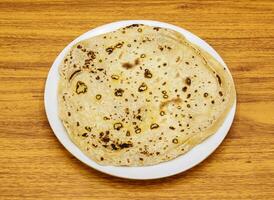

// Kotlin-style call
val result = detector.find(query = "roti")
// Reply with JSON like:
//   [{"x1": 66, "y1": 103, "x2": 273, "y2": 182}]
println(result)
[{"x1": 58, "y1": 24, "x2": 235, "y2": 166}]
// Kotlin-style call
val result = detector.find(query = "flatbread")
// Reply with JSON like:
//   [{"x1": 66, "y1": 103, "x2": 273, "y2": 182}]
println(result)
[{"x1": 58, "y1": 24, "x2": 235, "y2": 166}]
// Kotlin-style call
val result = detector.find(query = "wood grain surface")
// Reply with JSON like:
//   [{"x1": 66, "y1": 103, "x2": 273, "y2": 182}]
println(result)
[{"x1": 1, "y1": 0, "x2": 274, "y2": 199}]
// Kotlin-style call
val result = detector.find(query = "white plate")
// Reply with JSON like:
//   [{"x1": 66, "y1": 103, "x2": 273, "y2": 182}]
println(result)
[{"x1": 44, "y1": 20, "x2": 236, "y2": 180}]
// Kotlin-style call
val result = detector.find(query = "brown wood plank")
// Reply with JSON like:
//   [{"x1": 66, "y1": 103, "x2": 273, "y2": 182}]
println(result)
[{"x1": 0, "y1": 0, "x2": 274, "y2": 199}]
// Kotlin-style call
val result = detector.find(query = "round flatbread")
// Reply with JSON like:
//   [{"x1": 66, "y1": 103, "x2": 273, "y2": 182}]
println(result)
[{"x1": 58, "y1": 24, "x2": 235, "y2": 166}]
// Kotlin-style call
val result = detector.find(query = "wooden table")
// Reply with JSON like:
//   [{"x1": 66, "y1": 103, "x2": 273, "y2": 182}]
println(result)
[{"x1": 1, "y1": 0, "x2": 274, "y2": 199}]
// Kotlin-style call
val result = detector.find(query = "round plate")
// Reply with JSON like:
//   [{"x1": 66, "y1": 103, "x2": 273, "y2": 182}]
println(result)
[{"x1": 44, "y1": 20, "x2": 236, "y2": 180}]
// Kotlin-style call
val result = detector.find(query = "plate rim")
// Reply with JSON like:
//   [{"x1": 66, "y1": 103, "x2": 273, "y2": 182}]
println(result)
[{"x1": 44, "y1": 20, "x2": 236, "y2": 180}]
